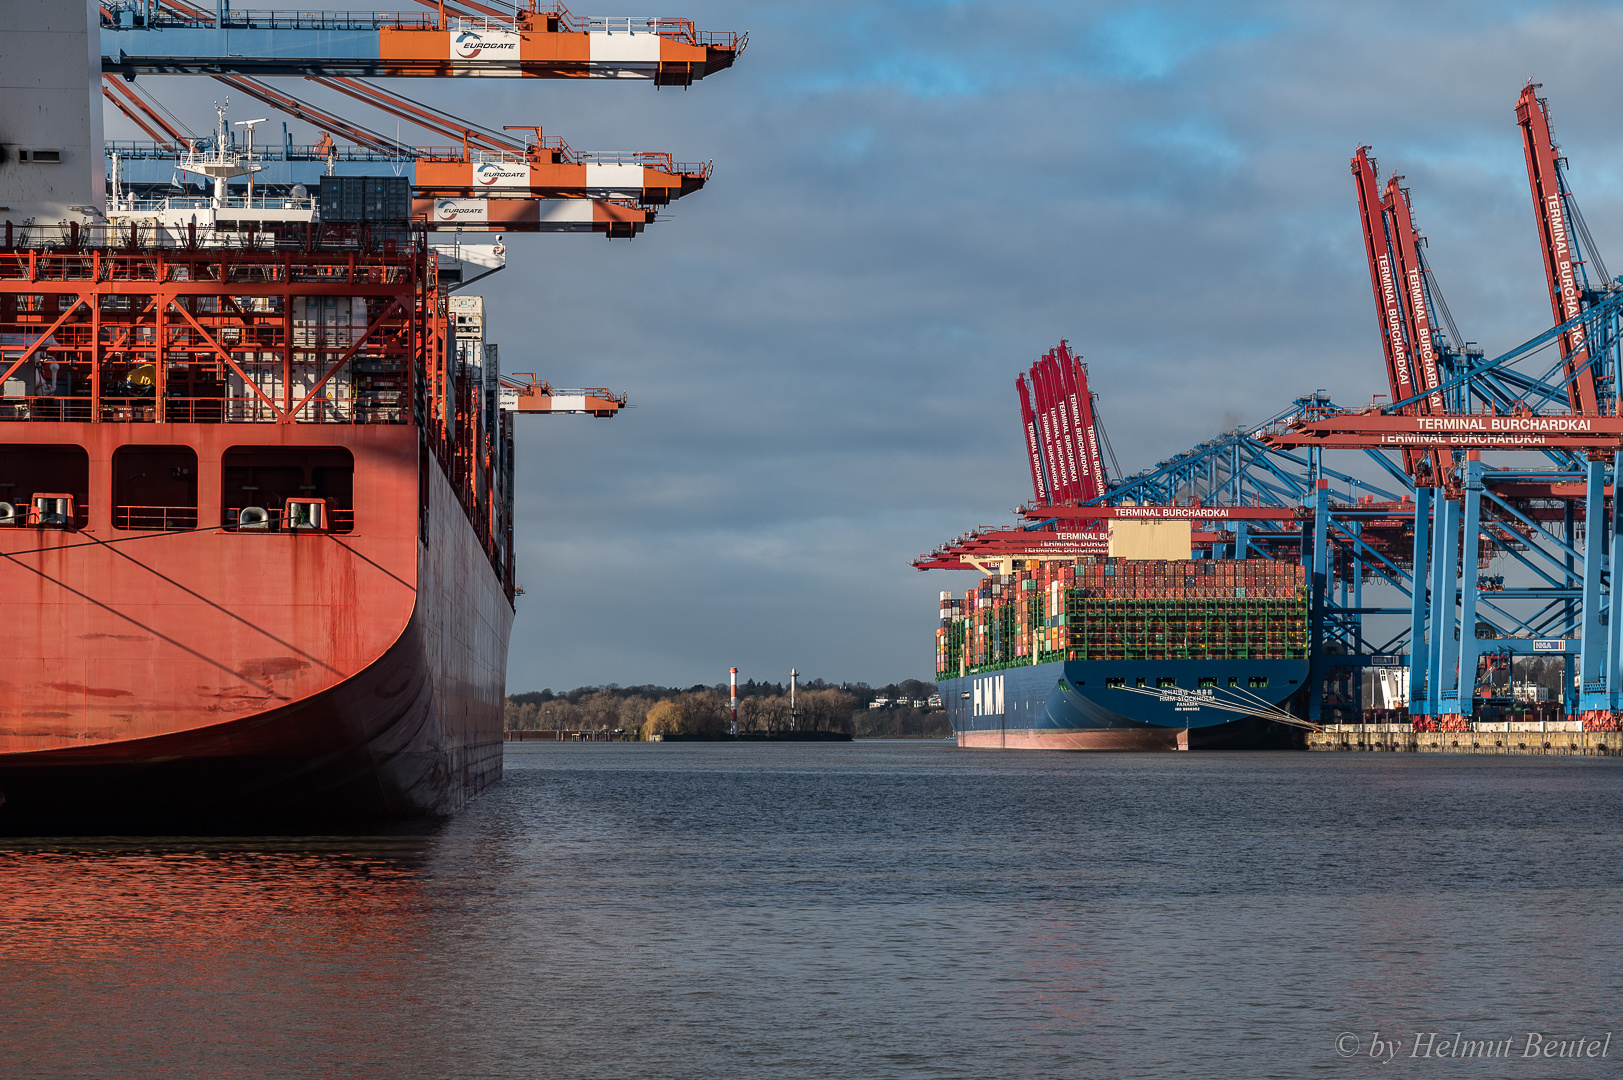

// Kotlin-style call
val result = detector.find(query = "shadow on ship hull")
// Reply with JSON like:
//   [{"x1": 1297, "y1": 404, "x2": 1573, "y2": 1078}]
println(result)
[{"x1": 0, "y1": 614, "x2": 502, "y2": 835}]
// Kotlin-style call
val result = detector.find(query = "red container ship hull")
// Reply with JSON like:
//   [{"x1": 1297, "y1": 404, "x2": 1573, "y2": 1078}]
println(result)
[{"x1": 0, "y1": 424, "x2": 512, "y2": 829}]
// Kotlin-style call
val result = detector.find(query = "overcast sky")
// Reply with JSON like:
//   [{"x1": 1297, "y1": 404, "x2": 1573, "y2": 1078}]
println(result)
[{"x1": 108, "y1": 1, "x2": 1623, "y2": 691}]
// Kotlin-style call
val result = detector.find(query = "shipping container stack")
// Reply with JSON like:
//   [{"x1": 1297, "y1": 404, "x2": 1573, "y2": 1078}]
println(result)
[{"x1": 936, "y1": 557, "x2": 1309, "y2": 680}]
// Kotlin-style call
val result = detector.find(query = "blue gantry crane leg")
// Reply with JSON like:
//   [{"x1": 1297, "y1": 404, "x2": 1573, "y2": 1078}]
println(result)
[
  {"x1": 1407, "y1": 487, "x2": 1431, "y2": 713},
  {"x1": 1577, "y1": 460, "x2": 1610, "y2": 716},
  {"x1": 1308, "y1": 479, "x2": 1330, "y2": 723},
  {"x1": 1427, "y1": 492, "x2": 1461, "y2": 721},
  {"x1": 1454, "y1": 459, "x2": 1485, "y2": 725}
]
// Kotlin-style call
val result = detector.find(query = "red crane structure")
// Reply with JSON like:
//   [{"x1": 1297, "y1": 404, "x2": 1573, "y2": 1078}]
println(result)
[
  {"x1": 1353, "y1": 147, "x2": 1419, "y2": 420},
  {"x1": 1016, "y1": 341, "x2": 1106, "y2": 507},
  {"x1": 1352, "y1": 146, "x2": 1455, "y2": 481},
  {"x1": 1516, "y1": 81, "x2": 1606, "y2": 416},
  {"x1": 1263, "y1": 86, "x2": 1623, "y2": 734}
]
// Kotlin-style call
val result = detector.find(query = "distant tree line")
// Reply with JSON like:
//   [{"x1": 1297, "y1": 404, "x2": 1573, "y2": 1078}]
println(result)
[{"x1": 504, "y1": 677, "x2": 951, "y2": 738}]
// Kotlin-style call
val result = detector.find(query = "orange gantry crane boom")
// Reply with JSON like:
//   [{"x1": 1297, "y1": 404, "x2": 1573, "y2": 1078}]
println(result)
[
  {"x1": 102, "y1": 2, "x2": 746, "y2": 85},
  {"x1": 1353, "y1": 147, "x2": 1419, "y2": 415},
  {"x1": 501, "y1": 376, "x2": 626, "y2": 417},
  {"x1": 210, "y1": 74, "x2": 708, "y2": 205},
  {"x1": 102, "y1": 76, "x2": 188, "y2": 148},
  {"x1": 1383, "y1": 176, "x2": 1445, "y2": 414},
  {"x1": 1352, "y1": 146, "x2": 1455, "y2": 478},
  {"x1": 1516, "y1": 81, "x2": 1604, "y2": 415}
]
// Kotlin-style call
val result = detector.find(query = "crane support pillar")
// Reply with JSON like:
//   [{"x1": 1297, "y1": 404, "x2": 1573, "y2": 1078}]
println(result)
[
  {"x1": 1351, "y1": 532, "x2": 1365, "y2": 657},
  {"x1": 1408, "y1": 487, "x2": 1432, "y2": 720},
  {"x1": 1308, "y1": 479, "x2": 1330, "y2": 724},
  {"x1": 1607, "y1": 477, "x2": 1623, "y2": 717},
  {"x1": 1424, "y1": 493, "x2": 1461, "y2": 726},
  {"x1": 1565, "y1": 499, "x2": 1578, "y2": 641},
  {"x1": 1578, "y1": 460, "x2": 1608, "y2": 713},
  {"x1": 1575, "y1": 458, "x2": 1623, "y2": 730},
  {"x1": 1446, "y1": 460, "x2": 1485, "y2": 731}
]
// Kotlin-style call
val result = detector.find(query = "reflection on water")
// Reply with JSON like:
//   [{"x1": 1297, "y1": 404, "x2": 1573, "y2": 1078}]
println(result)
[
  {"x1": 2, "y1": 839, "x2": 438, "y2": 1078},
  {"x1": 3, "y1": 744, "x2": 1623, "y2": 1078}
]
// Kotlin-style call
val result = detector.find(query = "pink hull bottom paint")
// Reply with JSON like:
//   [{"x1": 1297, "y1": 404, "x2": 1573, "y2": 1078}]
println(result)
[
  {"x1": 958, "y1": 728, "x2": 1188, "y2": 751},
  {"x1": 957, "y1": 721, "x2": 1296, "y2": 752}
]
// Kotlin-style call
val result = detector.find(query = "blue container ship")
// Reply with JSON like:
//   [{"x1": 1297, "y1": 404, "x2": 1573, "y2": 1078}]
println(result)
[
  {"x1": 940, "y1": 657, "x2": 1308, "y2": 750},
  {"x1": 933, "y1": 557, "x2": 1313, "y2": 750}
]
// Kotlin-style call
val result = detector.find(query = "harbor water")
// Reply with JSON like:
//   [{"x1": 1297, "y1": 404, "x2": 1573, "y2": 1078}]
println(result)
[{"x1": 4, "y1": 742, "x2": 1622, "y2": 1078}]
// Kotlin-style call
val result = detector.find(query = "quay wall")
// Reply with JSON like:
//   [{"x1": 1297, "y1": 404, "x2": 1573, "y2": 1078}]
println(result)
[{"x1": 1308, "y1": 724, "x2": 1622, "y2": 756}]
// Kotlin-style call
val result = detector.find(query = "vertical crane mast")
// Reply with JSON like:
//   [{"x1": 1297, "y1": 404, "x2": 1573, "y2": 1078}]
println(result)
[
  {"x1": 1045, "y1": 352, "x2": 1084, "y2": 503},
  {"x1": 1033, "y1": 359, "x2": 1076, "y2": 503},
  {"x1": 1055, "y1": 341, "x2": 1104, "y2": 503},
  {"x1": 1352, "y1": 148, "x2": 1418, "y2": 410},
  {"x1": 1070, "y1": 357, "x2": 1108, "y2": 500},
  {"x1": 1383, "y1": 177, "x2": 1445, "y2": 413},
  {"x1": 1353, "y1": 147, "x2": 1426, "y2": 477},
  {"x1": 1516, "y1": 82, "x2": 1601, "y2": 415},
  {"x1": 1384, "y1": 176, "x2": 1452, "y2": 480},
  {"x1": 1016, "y1": 344, "x2": 1107, "y2": 508},
  {"x1": 1052, "y1": 347, "x2": 1091, "y2": 503},
  {"x1": 1017, "y1": 374, "x2": 1051, "y2": 505}
]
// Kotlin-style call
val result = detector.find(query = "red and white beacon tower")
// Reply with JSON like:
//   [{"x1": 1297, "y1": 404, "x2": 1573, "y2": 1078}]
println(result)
[{"x1": 729, "y1": 668, "x2": 739, "y2": 737}]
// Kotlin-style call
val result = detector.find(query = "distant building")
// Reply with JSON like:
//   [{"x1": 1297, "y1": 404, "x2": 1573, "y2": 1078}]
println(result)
[{"x1": 1511, "y1": 682, "x2": 1550, "y2": 703}]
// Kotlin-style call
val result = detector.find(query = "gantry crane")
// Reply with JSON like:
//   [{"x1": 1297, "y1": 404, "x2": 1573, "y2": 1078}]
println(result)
[
  {"x1": 103, "y1": 76, "x2": 704, "y2": 238},
  {"x1": 100, "y1": 0, "x2": 745, "y2": 84},
  {"x1": 1516, "y1": 81, "x2": 1612, "y2": 416},
  {"x1": 1015, "y1": 342, "x2": 1107, "y2": 507},
  {"x1": 1261, "y1": 86, "x2": 1623, "y2": 732}
]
